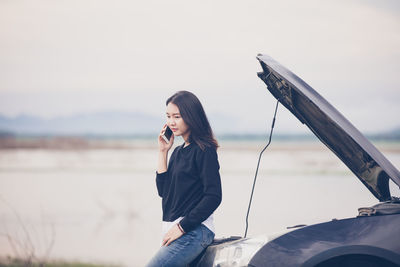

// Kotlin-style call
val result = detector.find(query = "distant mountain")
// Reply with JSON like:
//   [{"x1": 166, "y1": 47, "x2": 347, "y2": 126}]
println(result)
[
  {"x1": 0, "y1": 111, "x2": 164, "y2": 136},
  {"x1": 2, "y1": 112, "x2": 399, "y2": 140},
  {"x1": 369, "y1": 126, "x2": 400, "y2": 141},
  {"x1": 390, "y1": 127, "x2": 400, "y2": 136},
  {"x1": 0, "y1": 111, "x2": 241, "y2": 136}
]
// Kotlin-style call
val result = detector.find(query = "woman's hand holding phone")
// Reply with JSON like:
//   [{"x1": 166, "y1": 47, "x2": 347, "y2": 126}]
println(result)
[{"x1": 158, "y1": 124, "x2": 174, "y2": 153}]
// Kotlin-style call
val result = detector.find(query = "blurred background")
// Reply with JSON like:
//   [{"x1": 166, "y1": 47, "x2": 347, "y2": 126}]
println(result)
[{"x1": 0, "y1": 0, "x2": 399, "y2": 266}]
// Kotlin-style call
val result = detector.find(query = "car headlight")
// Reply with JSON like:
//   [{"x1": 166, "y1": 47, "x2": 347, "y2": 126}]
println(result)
[
  {"x1": 211, "y1": 231, "x2": 292, "y2": 267},
  {"x1": 211, "y1": 236, "x2": 268, "y2": 267}
]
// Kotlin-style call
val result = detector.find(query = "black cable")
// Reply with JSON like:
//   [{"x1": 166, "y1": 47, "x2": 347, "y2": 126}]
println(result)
[{"x1": 244, "y1": 99, "x2": 279, "y2": 238}]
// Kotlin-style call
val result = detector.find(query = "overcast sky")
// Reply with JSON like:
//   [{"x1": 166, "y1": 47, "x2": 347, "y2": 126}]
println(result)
[{"x1": 1, "y1": 0, "x2": 399, "y2": 134}]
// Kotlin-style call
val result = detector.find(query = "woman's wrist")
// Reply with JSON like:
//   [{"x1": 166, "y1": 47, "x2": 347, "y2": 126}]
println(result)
[
  {"x1": 159, "y1": 151, "x2": 168, "y2": 155},
  {"x1": 157, "y1": 150, "x2": 168, "y2": 173}
]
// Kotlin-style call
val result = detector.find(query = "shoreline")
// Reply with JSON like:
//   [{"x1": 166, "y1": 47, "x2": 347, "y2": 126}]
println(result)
[{"x1": 1, "y1": 136, "x2": 400, "y2": 153}]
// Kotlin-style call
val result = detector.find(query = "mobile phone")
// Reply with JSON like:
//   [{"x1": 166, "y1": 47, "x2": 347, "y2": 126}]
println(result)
[{"x1": 162, "y1": 126, "x2": 173, "y2": 143}]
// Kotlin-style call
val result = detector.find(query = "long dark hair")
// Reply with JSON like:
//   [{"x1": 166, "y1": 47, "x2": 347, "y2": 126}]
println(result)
[{"x1": 166, "y1": 91, "x2": 218, "y2": 150}]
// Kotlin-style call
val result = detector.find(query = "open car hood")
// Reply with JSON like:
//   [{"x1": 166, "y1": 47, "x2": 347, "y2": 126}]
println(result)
[{"x1": 257, "y1": 54, "x2": 400, "y2": 201}]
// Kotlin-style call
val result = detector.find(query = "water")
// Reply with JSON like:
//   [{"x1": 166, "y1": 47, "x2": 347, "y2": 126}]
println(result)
[{"x1": 0, "y1": 140, "x2": 399, "y2": 266}]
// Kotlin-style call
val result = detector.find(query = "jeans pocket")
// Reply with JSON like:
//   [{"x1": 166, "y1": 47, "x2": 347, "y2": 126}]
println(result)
[{"x1": 200, "y1": 225, "x2": 215, "y2": 248}]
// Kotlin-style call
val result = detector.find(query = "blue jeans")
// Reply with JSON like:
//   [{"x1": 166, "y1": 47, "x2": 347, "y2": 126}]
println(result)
[{"x1": 146, "y1": 224, "x2": 215, "y2": 267}]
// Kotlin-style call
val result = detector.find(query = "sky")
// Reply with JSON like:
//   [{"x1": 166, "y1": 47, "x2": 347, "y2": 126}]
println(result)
[{"x1": 0, "y1": 0, "x2": 399, "y2": 134}]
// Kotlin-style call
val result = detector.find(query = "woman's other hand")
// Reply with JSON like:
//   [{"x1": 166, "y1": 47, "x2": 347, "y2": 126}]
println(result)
[
  {"x1": 162, "y1": 224, "x2": 184, "y2": 246},
  {"x1": 158, "y1": 124, "x2": 174, "y2": 152}
]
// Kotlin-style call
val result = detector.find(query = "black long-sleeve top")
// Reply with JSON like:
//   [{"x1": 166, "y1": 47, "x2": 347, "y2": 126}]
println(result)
[{"x1": 156, "y1": 142, "x2": 222, "y2": 233}]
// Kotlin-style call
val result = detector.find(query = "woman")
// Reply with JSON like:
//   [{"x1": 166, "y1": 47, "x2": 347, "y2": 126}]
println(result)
[{"x1": 146, "y1": 91, "x2": 222, "y2": 267}]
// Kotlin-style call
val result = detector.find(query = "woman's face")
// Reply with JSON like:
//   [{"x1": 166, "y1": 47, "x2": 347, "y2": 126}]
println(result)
[{"x1": 166, "y1": 102, "x2": 190, "y2": 141}]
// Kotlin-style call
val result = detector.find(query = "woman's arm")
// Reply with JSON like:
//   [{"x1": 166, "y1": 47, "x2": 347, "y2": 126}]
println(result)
[
  {"x1": 162, "y1": 146, "x2": 222, "y2": 245},
  {"x1": 156, "y1": 125, "x2": 175, "y2": 197},
  {"x1": 179, "y1": 147, "x2": 222, "y2": 233},
  {"x1": 155, "y1": 151, "x2": 169, "y2": 198}
]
